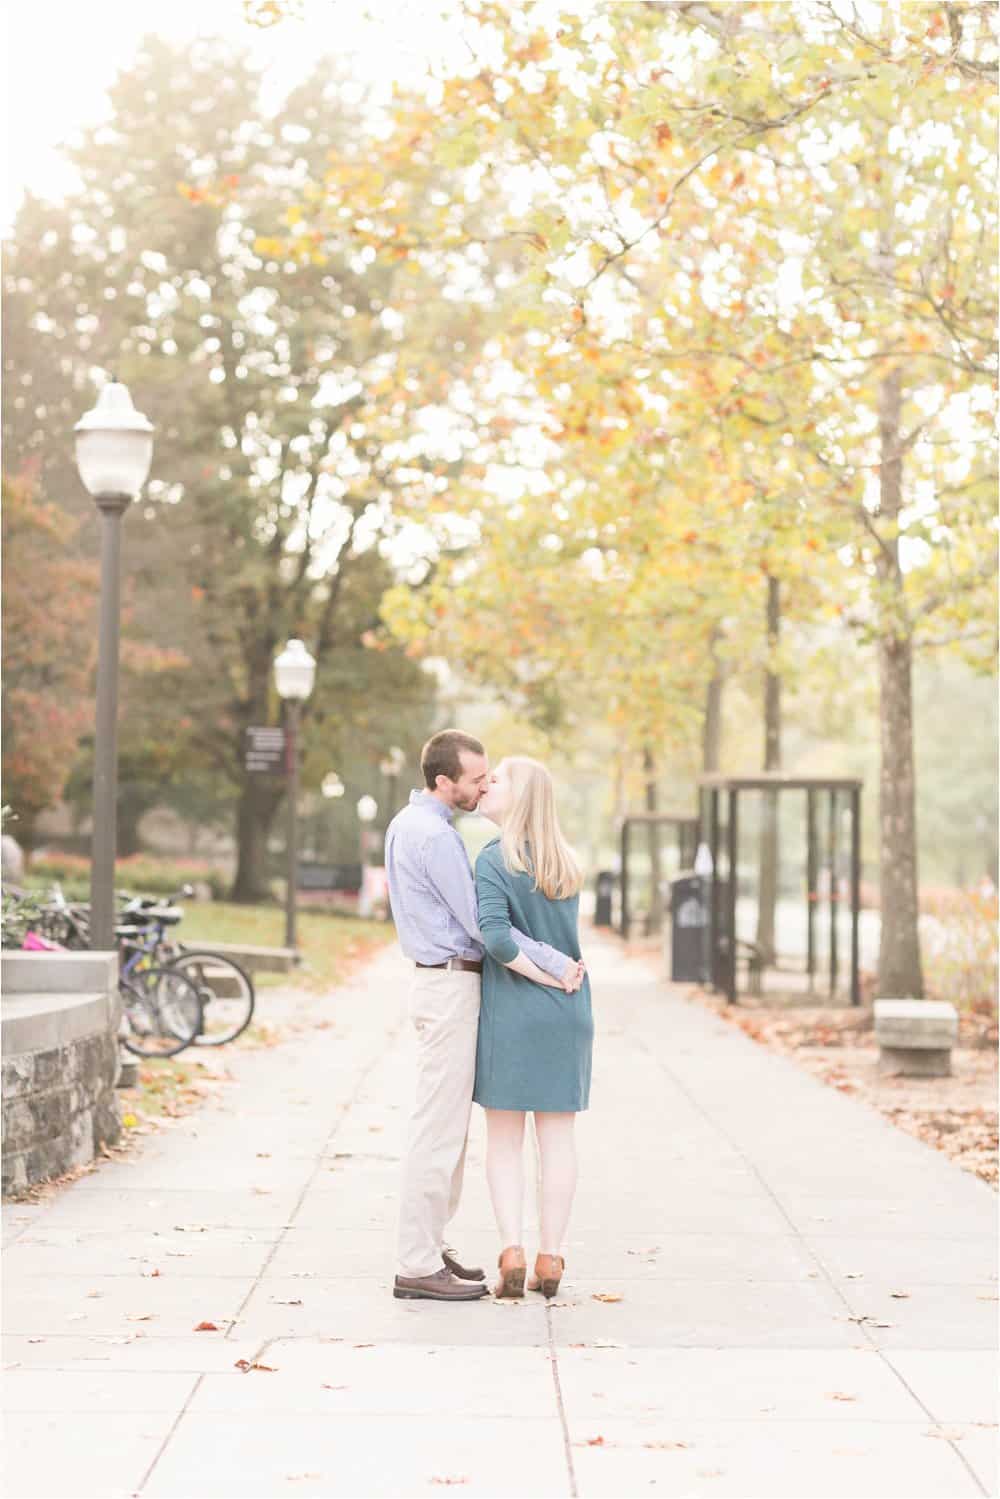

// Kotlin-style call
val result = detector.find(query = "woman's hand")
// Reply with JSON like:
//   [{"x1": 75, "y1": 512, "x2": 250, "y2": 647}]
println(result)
[{"x1": 560, "y1": 958, "x2": 586, "y2": 993}]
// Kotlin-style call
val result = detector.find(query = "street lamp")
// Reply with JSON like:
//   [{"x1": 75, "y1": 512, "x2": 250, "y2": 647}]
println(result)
[
  {"x1": 274, "y1": 638, "x2": 316, "y2": 952},
  {"x1": 74, "y1": 379, "x2": 154, "y2": 952},
  {"x1": 379, "y1": 745, "x2": 407, "y2": 823},
  {"x1": 357, "y1": 794, "x2": 378, "y2": 917}
]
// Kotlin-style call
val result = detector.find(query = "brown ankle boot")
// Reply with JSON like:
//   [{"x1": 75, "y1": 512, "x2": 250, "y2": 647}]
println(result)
[
  {"x1": 494, "y1": 1245, "x2": 526, "y2": 1298},
  {"x1": 527, "y1": 1252, "x2": 565, "y2": 1299}
]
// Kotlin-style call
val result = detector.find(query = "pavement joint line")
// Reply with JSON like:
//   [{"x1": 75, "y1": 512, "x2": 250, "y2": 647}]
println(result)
[
  {"x1": 544, "y1": 1307, "x2": 579, "y2": 1499},
  {"x1": 627, "y1": 977, "x2": 993, "y2": 1498},
  {"x1": 131, "y1": 977, "x2": 403, "y2": 1496}
]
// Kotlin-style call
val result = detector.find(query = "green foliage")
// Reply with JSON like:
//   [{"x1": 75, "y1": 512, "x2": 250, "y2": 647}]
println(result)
[{"x1": 24, "y1": 852, "x2": 232, "y2": 902}]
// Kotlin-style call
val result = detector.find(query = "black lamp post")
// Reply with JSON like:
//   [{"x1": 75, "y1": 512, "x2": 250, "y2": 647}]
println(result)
[
  {"x1": 74, "y1": 380, "x2": 154, "y2": 952},
  {"x1": 274, "y1": 638, "x2": 316, "y2": 952}
]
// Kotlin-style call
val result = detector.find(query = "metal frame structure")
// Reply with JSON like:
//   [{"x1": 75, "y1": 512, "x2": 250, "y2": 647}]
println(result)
[
  {"x1": 698, "y1": 774, "x2": 863, "y2": 1006},
  {"x1": 619, "y1": 813, "x2": 699, "y2": 941}
]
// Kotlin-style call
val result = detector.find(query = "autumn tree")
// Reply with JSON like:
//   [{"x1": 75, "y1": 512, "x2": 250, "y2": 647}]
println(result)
[
  {"x1": 3, "y1": 36, "x2": 487, "y2": 896},
  {"x1": 310, "y1": 0, "x2": 996, "y2": 993},
  {"x1": 1, "y1": 475, "x2": 98, "y2": 845}
]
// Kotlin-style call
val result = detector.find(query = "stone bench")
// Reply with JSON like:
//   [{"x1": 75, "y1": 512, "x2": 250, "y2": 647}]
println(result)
[
  {"x1": 2, "y1": 951, "x2": 121, "y2": 1195},
  {"x1": 179, "y1": 941, "x2": 298, "y2": 974},
  {"x1": 873, "y1": 998, "x2": 959, "y2": 1078}
]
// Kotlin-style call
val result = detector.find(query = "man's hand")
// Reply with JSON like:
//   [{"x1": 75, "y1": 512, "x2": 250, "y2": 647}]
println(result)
[{"x1": 560, "y1": 958, "x2": 586, "y2": 993}]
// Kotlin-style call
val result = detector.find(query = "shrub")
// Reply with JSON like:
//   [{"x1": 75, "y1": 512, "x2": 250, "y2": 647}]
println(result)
[
  {"x1": 922, "y1": 889, "x2": 998, "y2": 1017},
  {"x1": 26, "y1": 851, "x2": 231, "y2": 902}
]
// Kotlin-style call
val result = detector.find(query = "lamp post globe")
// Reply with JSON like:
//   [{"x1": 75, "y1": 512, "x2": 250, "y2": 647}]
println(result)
[
  {"x1": 74, "y1": 379, "x2": 155, "y2": 953},
  {"x1": 273, "y1": 638, "x2": 316, "y2": 702},
  {"x1": 273, "y1": 639, "x2": 316, "y2": 954},
  {"x1": 75, "y1": 380, "x2": 154, "y2": 501}
]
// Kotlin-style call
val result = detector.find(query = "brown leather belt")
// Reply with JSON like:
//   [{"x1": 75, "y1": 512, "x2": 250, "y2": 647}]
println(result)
[{"x1": 415, "y1": 957, "x2": 483, "y2": 974}]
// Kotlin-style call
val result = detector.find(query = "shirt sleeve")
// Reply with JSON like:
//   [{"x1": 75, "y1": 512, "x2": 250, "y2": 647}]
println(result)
[
  {"x1": 421, "y1": 834, "x2": 570, "y2": 979},
  {"x1": 419, "y1": 829, "x2": 484, "y2": 954},
  {"x1": 475, "y1": 851, "x2": 571, "y2": 979}
]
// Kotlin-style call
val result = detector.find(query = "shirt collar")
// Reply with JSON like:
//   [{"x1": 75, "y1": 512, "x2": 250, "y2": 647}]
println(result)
[{"x1": 410, "y1": 789, "x2": 455, "y2": 822}]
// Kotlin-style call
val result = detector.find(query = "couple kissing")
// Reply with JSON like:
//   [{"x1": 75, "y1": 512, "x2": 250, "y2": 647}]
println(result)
[{"x1": 385, "y1": 729, "x2": 594, "y2": 1302}]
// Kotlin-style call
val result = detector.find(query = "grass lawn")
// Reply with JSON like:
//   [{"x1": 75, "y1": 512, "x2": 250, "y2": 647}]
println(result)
[{"x1": 177, "y1": 900, "x2": 394, "y2": 991}]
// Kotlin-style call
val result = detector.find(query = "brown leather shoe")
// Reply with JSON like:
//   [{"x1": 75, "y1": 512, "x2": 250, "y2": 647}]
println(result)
[
  {"x1": 394, "y1": 1268, "x2": 489, "y2": 1301},
  {"x1": 527, "y1": 1253, "x2": 564, "y2": 1299},
  {"x1": 494, "y1": 1245, "x2": 526, "y2": 1298},
  {"x1": 442, "y1": 1246, "x2": 486, "y2": 1281}
]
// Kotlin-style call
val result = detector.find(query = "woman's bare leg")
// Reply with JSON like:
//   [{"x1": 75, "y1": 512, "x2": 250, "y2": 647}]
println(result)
[
  {"x1": 534, "y1": 1111, "x2": 578, "y2": 1255},
  {"x1": 484, "y1": 1108, "x2": 526, "y2": 1247}
]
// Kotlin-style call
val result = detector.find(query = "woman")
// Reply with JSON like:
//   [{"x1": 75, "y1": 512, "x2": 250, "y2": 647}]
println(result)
[{"x1": 473, "y1": 756, "x2": 594, "y2": 1301}]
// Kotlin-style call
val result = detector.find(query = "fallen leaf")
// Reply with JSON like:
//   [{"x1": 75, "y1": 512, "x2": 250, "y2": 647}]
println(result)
[
  {"x1": 643, "y1": 1440, "x2": 691, "y2": 1450},
  {"x1": 585, "y1": 1436, "x2": 605, "y2": 1447},
  {"x1": 889, "y1": 1290, "x2": 910, "y2": 1299},
  {"x1": 591, "y1": 1293, "x2": 624, "y2": 1303},
  {"x1": 126, "y1": 1313, "x2": 155, "y2": 1322},
  {"x1": 142, "y1": 1268, "x2": 162, "y2": 1278},
  {"x1": 194, "y1": 1320, "x2": 219, "y2": 1332},
  {"x1": 234, "y1": 1359, "x2": 278, "y2": 1373}
]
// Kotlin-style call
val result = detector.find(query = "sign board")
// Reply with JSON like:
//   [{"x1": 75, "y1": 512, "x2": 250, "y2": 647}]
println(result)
[{"x1": 245, "y1": 726, "x2": 286, "y2": 775}]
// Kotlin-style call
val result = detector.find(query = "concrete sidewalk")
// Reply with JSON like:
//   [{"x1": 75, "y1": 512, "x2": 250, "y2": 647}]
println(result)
[{"x1": 3, "y1": 932, "x2": 997, "y2": 1499}]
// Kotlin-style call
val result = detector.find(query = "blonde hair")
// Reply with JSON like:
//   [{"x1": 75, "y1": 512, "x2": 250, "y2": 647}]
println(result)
[{"x1": 498, "y1": 756, "x2": 583, "y2": 901}]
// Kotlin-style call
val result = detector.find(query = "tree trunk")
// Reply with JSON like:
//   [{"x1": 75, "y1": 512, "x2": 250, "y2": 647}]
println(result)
[
  {"x1": 231, "y1": 776, "x2": 281, "y2": 903},
  {"x1": 642, "y1": 745, "x2": 664, "y2": 936},
  {"x1": 875, "y1": 362, "x2": 924, "y2": 998},
  {"x1": 702, "y1": 665, "x2": 724, "y2": 774},
  {"x1": 755, "y1": 576, "x2": 781, "y2": 964}
]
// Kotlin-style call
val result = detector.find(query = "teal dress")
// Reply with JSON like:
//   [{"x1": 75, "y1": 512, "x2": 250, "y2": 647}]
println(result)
[{"x1": 472, "y1": 838, "x2": 593, "y2": 1113}]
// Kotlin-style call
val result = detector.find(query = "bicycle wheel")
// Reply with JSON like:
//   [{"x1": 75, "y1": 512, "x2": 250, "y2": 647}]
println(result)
[
  {"x1": 167, "y1": 950, "x2": 256, "y2": 1045},
  {"x1": 120, "y1": 967, "x2": 204, "y2": 1058}
]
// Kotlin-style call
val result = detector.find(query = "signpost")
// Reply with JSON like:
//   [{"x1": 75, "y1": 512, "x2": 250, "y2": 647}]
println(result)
[{"x1": 245, "y1": 727, "x2": 286, "y2": 775}]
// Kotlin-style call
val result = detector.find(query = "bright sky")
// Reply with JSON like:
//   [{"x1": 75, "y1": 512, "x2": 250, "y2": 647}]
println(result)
[{"x1": 3, "y1": 0, "x2": 460, "y2": 228}]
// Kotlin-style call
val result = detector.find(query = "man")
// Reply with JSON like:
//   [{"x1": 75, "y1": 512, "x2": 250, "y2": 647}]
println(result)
[{"x1": 385, "y1": 729, "x2": 584, "y2": 1302}]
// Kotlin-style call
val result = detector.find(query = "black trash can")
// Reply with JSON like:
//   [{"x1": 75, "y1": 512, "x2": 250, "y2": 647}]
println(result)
[
  {"x1": 594, "y1": 870, "x2": 616, "y2": 928},
  {"x1": 669, "y1": 872, "x2": 709, "y2": 982}
]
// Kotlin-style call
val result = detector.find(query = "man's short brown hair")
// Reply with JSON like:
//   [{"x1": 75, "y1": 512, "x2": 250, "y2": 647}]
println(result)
[{"x1": 421, "y1": 729, "x2": 485, "y2": 789}]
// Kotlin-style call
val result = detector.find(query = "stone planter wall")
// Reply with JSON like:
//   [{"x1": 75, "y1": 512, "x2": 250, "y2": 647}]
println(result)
[{"x1": 2, "y1": 951, "x2": 121, "y2": 1196}]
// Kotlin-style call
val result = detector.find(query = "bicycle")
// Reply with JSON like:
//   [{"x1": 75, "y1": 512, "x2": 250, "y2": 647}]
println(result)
[
  {"x1": 26, "y1": 887, "x2": 204, "y2": 1058},
  {"x1": 116, "y1": 887, "x2": 256, "y2": 1046}
]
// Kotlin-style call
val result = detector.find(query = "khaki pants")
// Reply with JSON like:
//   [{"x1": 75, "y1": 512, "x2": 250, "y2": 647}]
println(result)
[{"x1": 397, "y1": 966, "x2": 481, "y2": 1278}]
